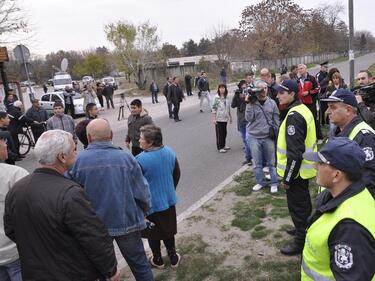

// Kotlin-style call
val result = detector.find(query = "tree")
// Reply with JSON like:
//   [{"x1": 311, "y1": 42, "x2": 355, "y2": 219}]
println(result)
[
  {"x1": 239, "y1": 0, "x2": 305, "y2": 58},
  {"x1": 209, "y1": 24, "x2": 238, "y2": 65},
  {"x1": 161, "y1": 43, "x2": 180, "y2": 59},
  {"x1": 181, "y1": 39, "x2": 198, "y2": 56},
  {"x1": 105, "y1": 20, "x2": 160, "y2": 89},
  {"x1": 197, "y1": 38, "x2": 212, "y2": 55},
  {"x1": 0, "y1": 0, "x2": 29, "y2": 43}
]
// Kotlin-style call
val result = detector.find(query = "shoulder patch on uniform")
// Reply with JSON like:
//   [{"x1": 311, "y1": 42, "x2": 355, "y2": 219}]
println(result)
[
  {"x1": 362, "y1": 147, "x2": 374, "y2": 161},
  {"x1": 287, "y1": 125, "x2": 295, "y2": 136},
  {"x1": 334, "y1": 244, "x2": 353, "y2": 270}
]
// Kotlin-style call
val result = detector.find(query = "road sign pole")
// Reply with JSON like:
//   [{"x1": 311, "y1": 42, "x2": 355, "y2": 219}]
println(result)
[
  {"x1": 348, "y1": 0, "x2": 354, "y2": 87},
  {"x1": 20, "y1": 46, "x2": 34, "y2": 101}
]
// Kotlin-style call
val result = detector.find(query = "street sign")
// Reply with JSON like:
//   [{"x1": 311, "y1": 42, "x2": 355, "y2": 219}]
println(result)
[
  {"x1": 13, "y1": 45, "x2": 30, "y2": 62},
  {"x1": 0, "y1": 47, "x2": 9, "y2": 62},
  {"x1": 61, "y1": 58, "x2": 68, "y2": 72}
]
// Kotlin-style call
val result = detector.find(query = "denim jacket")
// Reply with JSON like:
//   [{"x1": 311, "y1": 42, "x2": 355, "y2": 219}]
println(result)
[{"x1": 66, "y1": 141, "x2": 151, "y2": 236}]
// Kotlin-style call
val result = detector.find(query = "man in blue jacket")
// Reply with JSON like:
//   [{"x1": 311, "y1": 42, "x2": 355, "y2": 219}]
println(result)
[{"x1": 67, "y1": 118, "x2": 154, "y2": 281}]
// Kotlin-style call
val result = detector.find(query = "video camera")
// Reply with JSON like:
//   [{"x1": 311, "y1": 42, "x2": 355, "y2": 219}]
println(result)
[
  {"x1": 245, "y1": 87, "x2": 264, "y2": 103},
  {"x1": 352, "y1": 82, "x2": 375, "y2": 103}
]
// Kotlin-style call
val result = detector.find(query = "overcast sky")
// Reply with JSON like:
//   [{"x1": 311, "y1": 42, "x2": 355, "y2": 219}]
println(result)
[{"x1": 18, "y1": 0, "x2": 375, "y2": 56}]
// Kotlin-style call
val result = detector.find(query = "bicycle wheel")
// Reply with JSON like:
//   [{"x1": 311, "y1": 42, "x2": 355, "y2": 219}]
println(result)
[{"x1": 18, "y1": 133, "x2": 31, "y2": 156}]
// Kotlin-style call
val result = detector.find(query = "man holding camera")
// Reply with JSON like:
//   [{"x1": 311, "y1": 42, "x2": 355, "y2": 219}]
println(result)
[
  {"x1": 245, "y1": 81, "x2": 279, "y2": 193},
  {"x1": 323, "y1": 88, "x2": 375, "y2": 196},
  {"x1": 355, "y1": 70, "x2": 375, "y2": 128}
]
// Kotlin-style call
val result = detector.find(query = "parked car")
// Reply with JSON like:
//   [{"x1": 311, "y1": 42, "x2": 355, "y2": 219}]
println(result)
[
  {"x1": 53, "y1": 72, "x2": 73, "y2": 91},
  {"x1": 20, "y1": 80, "x2": 36, "y2": 87},
  {"x1": 82, "y1": 76, "x2": 94, "y2": 84},
  {"x1": 39, "y1": 91, "x2": 101, "y2": 117},
  {"x1": 101, "y1": 76, "x2": 118, "y2": 90}
]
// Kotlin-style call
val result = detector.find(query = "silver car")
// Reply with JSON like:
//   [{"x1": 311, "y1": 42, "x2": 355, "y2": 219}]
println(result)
[{"x1": 39, "y1": 91, "x2": 101, "y2": 117}]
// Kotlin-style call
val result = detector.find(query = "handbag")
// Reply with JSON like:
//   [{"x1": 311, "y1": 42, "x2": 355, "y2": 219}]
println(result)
[{"x1": 257, "y1": 104, "x2": 277, "y2": 140}]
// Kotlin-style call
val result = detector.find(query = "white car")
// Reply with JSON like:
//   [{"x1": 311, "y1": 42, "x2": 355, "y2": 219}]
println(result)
[
  {"x1": 102, "y1": 76, "x2": 118, "y2": 90},
  {"x1": 53, "y1": 72, "x2": 73, "y2": 91},
  {"x1": 39, "y1": 91, "x2": 101, "y2": 117},
  {"x1": 82, "y1": 76, "x2": 94, "y2": 84}
]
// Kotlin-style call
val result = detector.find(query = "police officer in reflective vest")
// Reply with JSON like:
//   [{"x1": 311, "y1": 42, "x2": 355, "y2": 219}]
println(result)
[
  {"x1": 323, "y1": 88, "x2": 375, "y2": 196},
  {"x1": 302, "y1": 137, "x2": 375, "y2": 281},
  {"x1": 276, "y1": 79, "x2": 317, "y2": 256}
]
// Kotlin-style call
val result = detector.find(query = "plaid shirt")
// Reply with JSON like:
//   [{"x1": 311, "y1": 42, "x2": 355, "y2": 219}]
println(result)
[{"x1": 46, "y1": 114, "x2": 76, "y2": 140}]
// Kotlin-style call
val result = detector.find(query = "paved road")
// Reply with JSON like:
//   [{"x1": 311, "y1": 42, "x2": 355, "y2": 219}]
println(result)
[
  {"x1": 16, "y1": 52, "x2": 375, "y2": 215},
  {"x1": 309, "y1": 52, "x2": 375, "y2": 85},
  {"x1": 17, "y1": 85, "x2": 244, "y2": 214}
]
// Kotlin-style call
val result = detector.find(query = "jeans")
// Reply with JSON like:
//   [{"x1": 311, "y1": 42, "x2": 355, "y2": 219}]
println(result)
[
  {"x1": 249, "y1": 137, "x2": 278, "y2": 185},
  {"x1": 114, "y1": 231, "x2": 154, "y2": 281},
  {"x1": 239, "y1": 124, "x2": 252, "y2": 161},
  {"x1": 0, "y1": 259, "x2": 22, "y2": 281},
  {"x1": 199, "y1": 91, "x2": 211, "y2": 110}
]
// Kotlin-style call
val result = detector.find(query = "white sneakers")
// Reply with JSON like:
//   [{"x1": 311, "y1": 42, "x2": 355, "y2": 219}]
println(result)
[
  {"x1": 224, "y1": 146, "x2": 231, "y2": 150},
  {"x1": 219, "y1": 149, "x2": 226, "y2": 153},
  {"x1": 270, "y1": 185, "x2": 278, "y2": 193},
  {"x1": 252, "y1": 183, "x2": 278, "y2": 193},
  {"x1": 252, "y1": 184, "x2": 264, "y2": 191}
]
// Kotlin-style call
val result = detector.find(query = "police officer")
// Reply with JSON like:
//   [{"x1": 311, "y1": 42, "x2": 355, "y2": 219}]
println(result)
[
  {"x1": 302, "y1": 137, "x2": 375, "y2": 281},
  {"x1": 323, "y1": 88, "x2": 375, "y2": 196},
  {"x1": 276, "y1": 79, "x2": 317, "y2": 255}
]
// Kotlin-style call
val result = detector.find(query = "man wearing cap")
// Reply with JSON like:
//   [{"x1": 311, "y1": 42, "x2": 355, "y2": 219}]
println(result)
[
  {"x1": 355, "y1": 70, "x2": 375, "y2": 128},
  {"x1": 323, "y1": 88, "x2": 375, "y2": 196},
  {"x1": 301, "y1": 137, "x2": 375, "y2": 281},
  {"x1": 276, "y1": 79, "x2": 317, "y2": 256}
]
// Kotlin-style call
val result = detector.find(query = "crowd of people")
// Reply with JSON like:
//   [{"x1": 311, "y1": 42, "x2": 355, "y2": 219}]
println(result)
[{"x1": 0, "y1": 62, "x2": 375, "y2": 281}]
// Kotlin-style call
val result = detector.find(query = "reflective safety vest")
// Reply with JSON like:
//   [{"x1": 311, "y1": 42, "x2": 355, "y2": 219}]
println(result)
[
  {"x1": 318, "y1": 121, "x2": 375, "y2": 193},
  {"x1": 277, "y1": 104, "x2": 317, "y2": 179},
  {"x1": 301, "y1": 188, "x2": 375, "y2": 281}
]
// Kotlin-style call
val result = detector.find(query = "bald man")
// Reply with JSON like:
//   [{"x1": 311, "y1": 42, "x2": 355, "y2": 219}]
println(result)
[{"x1": 67, "y1": 118, "x2": 154, "y2": 281}]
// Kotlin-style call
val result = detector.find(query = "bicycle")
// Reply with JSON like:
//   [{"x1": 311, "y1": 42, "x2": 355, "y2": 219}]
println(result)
[{"x1": 18, "y1": 122, "x2": 46, "y2": 156}]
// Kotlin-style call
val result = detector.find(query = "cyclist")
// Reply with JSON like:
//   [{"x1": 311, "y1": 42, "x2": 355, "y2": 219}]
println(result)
[{"x1": 26, "y1": 99, "x2": 48, "y2": 142}]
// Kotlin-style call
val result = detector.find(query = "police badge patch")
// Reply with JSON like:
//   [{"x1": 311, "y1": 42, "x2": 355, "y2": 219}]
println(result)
[
  {"x1": 334, "y1": 244, "x2": 353, "y2": 270},
  {"x1": 287, "y1": 125, "x2": 295, "y2": 136},
  {"x1": 362, "y1": 147, "x2": 374, "y2": 161}
]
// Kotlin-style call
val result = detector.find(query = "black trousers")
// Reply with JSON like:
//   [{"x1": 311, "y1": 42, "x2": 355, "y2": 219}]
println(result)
[
  {"x1": 319, "y1": 100, "x2": 329, "y2": 126},
  {"x1": 64, "y1": 104, "x2": 75, "y2": 118},
  {"x1": 30, "y1": 125, "x2": 45, "y2": 143},
  {"x1": 148, "y1": 237, "x2": 176, "y2": 257},
  {"x1": 167, "y1": 102, "x2": 173, "y2": 118},
  {"x1": 186, "y1": 85, "x2": 192, "y2": 96},
  {"x1": 131, "y1": 146, "x2": 143, "y2": 156},
  {"x1": 10, "y1": 131, "x2": 20, "y2": 155},
  {"x1": 105, "y1": 95, "x2": 114, "y2": 109},
  {"x1": 215, "y1": 122, "x2": 227, "y2": 150},
  {"x1": 151, "y1": 92, "x2": 158, "y2": 103},
  {"x1": 172, "y1": 102, "x2": 180, "y2": 120},
  {"x1": 285, "y1": 176, "x2": 311, "y2": 248},
  {"x1": 306, "y1": 103, "x2": 323, "y2": 139},
  {"x1": 97, "y1": 94, "x2": 104, "y2": 108}
]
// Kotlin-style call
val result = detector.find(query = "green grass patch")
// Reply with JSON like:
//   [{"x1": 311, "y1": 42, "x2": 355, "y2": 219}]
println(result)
[
  {"x1": 269, "y1": 206, "x2": 290, "y2": 219},
  {"x1": 251, "y1": 225, "x2": 272, "y2": 239},
  {"x1": 186, "y1": 215, "x2": 204, "y2": 223},
  {"x1": 231, "y1": 201, "x2": 264, "y2": 231},
  {"x1": 278, "y1": 224, "x2": 294, "y2": 232},
  {"x1": 231, "y1": 170, "x2": 255, "y2": 197},
  {"x1": 273, "y1": 232, "x2": 283, "y2": 239},
  {"x1": 369, "y1": 63, "x2": 375, "y2": 76}
]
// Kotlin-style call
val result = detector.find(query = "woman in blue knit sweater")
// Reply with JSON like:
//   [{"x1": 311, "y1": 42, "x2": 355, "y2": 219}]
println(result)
[{"x1": 136, "y1": 125, "x2": 181, "y2": 269}]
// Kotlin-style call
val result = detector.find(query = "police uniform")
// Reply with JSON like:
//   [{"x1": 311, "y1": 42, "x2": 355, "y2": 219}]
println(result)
[
  {"x1": 276, "y1": 98, "x2": 317, "y2": 254},
  {"x1": 302, "y1": 138, "x2": 375, "y2": 281},
  {"x1": 334, "y1": 116, "x2": 375, "y2": 195}
]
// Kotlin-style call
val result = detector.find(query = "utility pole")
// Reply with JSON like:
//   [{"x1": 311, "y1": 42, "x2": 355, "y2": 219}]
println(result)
[{"x1": 348, "y1": 0, "x2": 354, "y2": 87}]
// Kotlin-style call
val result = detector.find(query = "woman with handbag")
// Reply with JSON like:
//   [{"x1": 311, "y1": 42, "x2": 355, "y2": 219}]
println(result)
[{"x1": 136, "y1": 125, "x2": 181, "y2": 269}]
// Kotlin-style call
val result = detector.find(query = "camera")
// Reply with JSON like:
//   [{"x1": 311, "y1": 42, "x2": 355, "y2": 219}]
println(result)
[
  {"x1": 245, "y1": 87, "x2": 263, "y2": 103},
  {"x1": 352, "y1": 82, "x2": 375, "y2": 103}
]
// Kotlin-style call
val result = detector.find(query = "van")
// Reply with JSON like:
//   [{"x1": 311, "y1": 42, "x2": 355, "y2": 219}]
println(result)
[{"x1": 53, "y1": 72, "x2": 73, "y2": 91}]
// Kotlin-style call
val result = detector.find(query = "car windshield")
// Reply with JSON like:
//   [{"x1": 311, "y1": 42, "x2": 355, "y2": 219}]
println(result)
[
  {"x1": 54, "y1": 79, "x2": 72, "y2": 85},
  {"x1": 103, "y1": 78, "x2": 114, "y2": 83}
]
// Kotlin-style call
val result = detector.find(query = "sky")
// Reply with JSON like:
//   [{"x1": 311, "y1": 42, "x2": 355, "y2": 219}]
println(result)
[{"x1": 15, "y1": 0, "x2": 375, "y2": 57}]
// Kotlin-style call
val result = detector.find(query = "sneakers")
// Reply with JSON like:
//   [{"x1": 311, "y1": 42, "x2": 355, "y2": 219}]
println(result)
[
  {"x1": 224, "y1": 146, "x2": 231, "y2": 150},
  {"x1": 149, "y1": 255, "x2": 165, "y2": 269},
  {"x1": 252, "y1": 184, "x2": 264, "y2": 191},
  {"x1": 219, "y1": 149, "x2": 226, "y2": 153},
  {"x1": 169, "y1": 252, "x2": 181, "y2": 268},
  {"x1": 270, "y1": 184, "x2": 278, "y2": 193},
  {"x1": 264, "y1": 174, "x2": 271, "y2": 181}
]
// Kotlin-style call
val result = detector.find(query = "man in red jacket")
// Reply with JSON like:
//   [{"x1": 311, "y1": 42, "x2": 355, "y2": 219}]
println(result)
[{"x1": 297, "y1": 64, "x2": 323, "y2": 140}]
